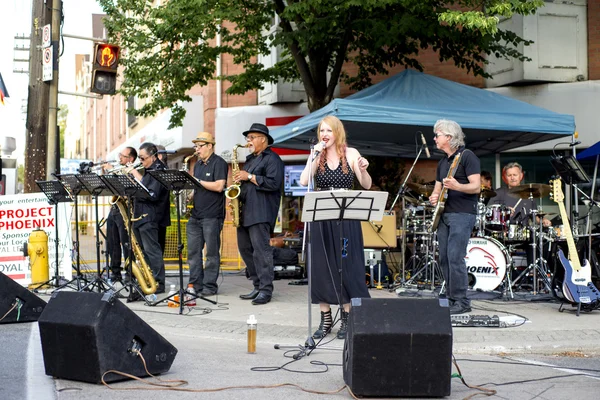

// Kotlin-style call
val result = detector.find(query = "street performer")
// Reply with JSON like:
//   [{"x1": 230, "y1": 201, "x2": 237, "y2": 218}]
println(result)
[
  {"x1": 429, "y1": 120, "x2": 481, "y2": 315},
  {"x1": 103, "y1": 147, "x2": 137, "y2": 282},
  {"x1": 234, "y1": 123, "x2": 284, "y2": 305},
  {"x1": 129, "y1": 142, "x2": 170, "y2": 294},
  {"x1": 186, "y1": 132, "x2": 228, "y2": 296}
]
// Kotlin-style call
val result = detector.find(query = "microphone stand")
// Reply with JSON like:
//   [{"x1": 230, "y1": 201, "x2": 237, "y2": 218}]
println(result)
[{"x1": 389, "y1": 143, "x2": 427, "y2": 284}]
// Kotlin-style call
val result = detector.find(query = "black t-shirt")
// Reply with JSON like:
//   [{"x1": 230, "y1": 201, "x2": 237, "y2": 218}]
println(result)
[
  {"x1": 435, "y1": 146, "x2": 480, "y2": 214},
  {"x1": 191, "y1": 153, "x2": 228, "y2": 220}
]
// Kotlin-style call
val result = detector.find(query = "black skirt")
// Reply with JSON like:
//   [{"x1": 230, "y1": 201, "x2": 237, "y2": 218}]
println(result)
[{"x1": 309, "y1": 219, "x2": 370, "y2": 305}]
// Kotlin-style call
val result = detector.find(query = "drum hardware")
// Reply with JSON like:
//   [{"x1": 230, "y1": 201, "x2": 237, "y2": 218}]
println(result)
[
  {"x1": 402, "y1": 231, "x2": 443, "y2": 290},
  {"x1": 479, "y1": 188, "x2": 497, "y2": 198},
  {"x1": 510, "y1": 207, "x2": 553, "y2": 294}
]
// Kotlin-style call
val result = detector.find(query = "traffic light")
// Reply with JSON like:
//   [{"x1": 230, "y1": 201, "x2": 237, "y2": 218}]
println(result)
[{"x1": 91, "y1": 43, "x2": 120, "y2": 95}]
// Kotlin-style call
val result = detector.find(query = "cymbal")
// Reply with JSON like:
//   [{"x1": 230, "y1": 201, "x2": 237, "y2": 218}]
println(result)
[
  {"x1": 508, "y1": 183, "x2": 551, "y2": 199},
  {"x1": 479, "y1": 188, "x2": 496, "y2": 198},
  {"x1": 407, "y1": 182, "x2": 434, "y2": 197}
]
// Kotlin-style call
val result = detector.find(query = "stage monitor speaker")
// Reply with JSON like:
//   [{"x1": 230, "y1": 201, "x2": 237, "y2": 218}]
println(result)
[
  {"x1": 343, "y1": 298, "x2": 452, "y2": 398},
  {"x1": 0, "y1": 271, "x2": 47, "y2": 324},
  {"x1": 38, "y1": 291, "x2": 178, "y2": 384}
]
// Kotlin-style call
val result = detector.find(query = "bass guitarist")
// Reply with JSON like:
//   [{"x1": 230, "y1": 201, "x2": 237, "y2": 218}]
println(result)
[{"x1": 428, "y1": 120, "x2": 481, "y2": 315}]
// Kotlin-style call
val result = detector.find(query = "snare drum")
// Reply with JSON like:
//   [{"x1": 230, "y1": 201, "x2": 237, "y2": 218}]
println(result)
[
  {"x1": 486, "y1": 205, "x2": 509, "y2": 231},
  {"x1": 465, "y1": 237, "x2": 511, "y2": 291}
]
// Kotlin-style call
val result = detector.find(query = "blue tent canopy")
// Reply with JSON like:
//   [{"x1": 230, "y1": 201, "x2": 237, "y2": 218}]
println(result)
[
  {"x1": 576, "y1": 141, "x2": 600, "y2": 161},
  {"x1": 271, "y1": 70, "x2": 575, "y2": 157}
]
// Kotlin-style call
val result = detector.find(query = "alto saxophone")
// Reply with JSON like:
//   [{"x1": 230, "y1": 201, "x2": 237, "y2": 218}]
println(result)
[
  {"x1": 111, "y1": 197, "x2": 158, "y2": 295},
  {"x1": 180, "y1": 153, "x2": 197, "y2": 217},
  {"x1": 225, "y1": 144, "x2": 249, "y2": 227}
]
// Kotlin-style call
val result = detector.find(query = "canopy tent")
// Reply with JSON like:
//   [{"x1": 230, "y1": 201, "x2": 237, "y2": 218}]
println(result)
[
  {"x1": 576, "y1": 141, "x2": 600, "y2": 161},
  {"x1": 270, "y1": 70, "x2": 575, "y2": 157}
]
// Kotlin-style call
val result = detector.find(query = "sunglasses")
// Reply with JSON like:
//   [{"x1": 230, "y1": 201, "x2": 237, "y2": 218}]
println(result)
[{"x1": 194, "y1": 143, "x2": 209, "y2": 149}]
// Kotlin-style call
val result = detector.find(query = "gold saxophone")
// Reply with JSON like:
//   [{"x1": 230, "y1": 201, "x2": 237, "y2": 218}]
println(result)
[
  {"x1": 111, "y1": 197, "x2": 158, "y2": 295},
  {"x1": 180, "y1": 153, "x2": 197, "y2": 217},
  {"x1": 225, "y1": 144, "x2": 248, "y2": 227}
]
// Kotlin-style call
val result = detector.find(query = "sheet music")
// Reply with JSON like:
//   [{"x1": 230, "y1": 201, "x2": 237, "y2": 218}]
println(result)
[{"x1": 301, "y1": 190, "x2": 388, "y2": 222}]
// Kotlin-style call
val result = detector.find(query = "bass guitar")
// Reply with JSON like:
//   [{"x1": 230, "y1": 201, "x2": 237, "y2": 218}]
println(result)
[
  {"x1": 551, "y1": 178, "x2": 600, "y2": 311},
  {"x1": 429, "y1": 152, "x2": 462, "y2": 232}
]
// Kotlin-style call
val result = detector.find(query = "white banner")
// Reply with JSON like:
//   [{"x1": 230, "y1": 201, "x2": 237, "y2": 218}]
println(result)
[{"x1": 0, "y1": 193, "x2": 72, "y2": 286}]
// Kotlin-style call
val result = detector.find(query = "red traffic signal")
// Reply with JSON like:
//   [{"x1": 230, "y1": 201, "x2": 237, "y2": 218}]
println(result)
[{"x1": 91, "y1": 43, "x2": 120, "y2": 95}]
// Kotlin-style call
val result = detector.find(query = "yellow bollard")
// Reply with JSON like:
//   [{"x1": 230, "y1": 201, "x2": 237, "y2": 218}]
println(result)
[{"x1": 27, "y1": 229, "x2": 49, "y2": 288}]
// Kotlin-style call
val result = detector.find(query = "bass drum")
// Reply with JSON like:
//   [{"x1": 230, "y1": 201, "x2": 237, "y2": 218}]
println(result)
[{"x1": 465, "y1": 237, "x2": 511, "y2": 291}]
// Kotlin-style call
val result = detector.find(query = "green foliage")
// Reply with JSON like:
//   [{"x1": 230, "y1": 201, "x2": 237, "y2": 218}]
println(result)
[{"x1": 98, "y1": 0, "x2": 545, "y2": 127}]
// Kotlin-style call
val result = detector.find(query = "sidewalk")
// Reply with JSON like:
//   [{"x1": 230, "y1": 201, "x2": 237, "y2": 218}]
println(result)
[{"x1": 112, "y1": 272, "x2": 600, "y2": 356}]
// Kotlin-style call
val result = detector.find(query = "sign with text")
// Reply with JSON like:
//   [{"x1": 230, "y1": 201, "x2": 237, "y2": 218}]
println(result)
[
  {"x1": 42, "y1": 24, "x2": 51, "y2": 48},
  {"x1": 0, "y1": 193, "x2": 72, "y2": 286}
]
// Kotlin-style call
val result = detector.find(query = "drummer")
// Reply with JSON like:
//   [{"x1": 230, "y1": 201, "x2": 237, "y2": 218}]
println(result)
[{"x1": 488, "y1": 162, "x2": 552, "y2": 228}]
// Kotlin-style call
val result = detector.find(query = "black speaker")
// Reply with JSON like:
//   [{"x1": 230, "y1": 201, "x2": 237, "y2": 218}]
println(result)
[
  {"x1": 343, "y1": 298, "x2": 452, "y2": 397},
  {"x1": 0, "y1": 272, "x2": 47, "y2": 324},
  {"x1": 38, "y1": 291, "x2": 177, "y2": 384}
]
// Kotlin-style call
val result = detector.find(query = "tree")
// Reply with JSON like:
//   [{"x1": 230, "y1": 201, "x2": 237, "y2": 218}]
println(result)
[{"x1": 98, "y1": 0, "x2": 544, "y2": 128}]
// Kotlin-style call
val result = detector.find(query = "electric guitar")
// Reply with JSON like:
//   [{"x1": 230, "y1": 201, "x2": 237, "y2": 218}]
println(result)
[
  {"x1": 551, "y1": 179, "x2": 600, "y2": 305},
  {"x1": 430, "y1": 152, "x2": 462, "y2": 232}
]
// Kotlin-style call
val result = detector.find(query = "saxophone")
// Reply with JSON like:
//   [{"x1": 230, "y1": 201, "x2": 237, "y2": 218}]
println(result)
[
  {"x1": 111, "y1": 197, "x2": 158, "y2": 295},
  {"x1": 180, "y1": 153, "x2": 197, "y2": 217},
  {"x1": 224, "y1": 144, "x2": 249, "y2": 227}
]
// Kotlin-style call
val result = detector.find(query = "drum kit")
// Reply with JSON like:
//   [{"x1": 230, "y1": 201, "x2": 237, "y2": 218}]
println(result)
[{"x1": 399, "y1": 182, "x2": 561, "y2": 296}]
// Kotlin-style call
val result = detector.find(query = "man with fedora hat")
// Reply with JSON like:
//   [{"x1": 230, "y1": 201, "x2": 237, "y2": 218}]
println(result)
[
  {"x1": 234, "y1": 123, "x2": 284, "y2": 305},
  {"x1": 187, "y1": 132, "x2": 228, "y2": 296}
]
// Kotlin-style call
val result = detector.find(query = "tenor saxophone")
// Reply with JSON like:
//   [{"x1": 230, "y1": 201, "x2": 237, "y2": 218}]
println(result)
[
  {"x1": 111, "y1": 197, "x2": 158, "y2": 295},
  {"x1": 180, "y1": 153, "x2": 197, "y2": 217},
  {"x1": 224, "y1": 144, "x2": 249, "y2": 227}
]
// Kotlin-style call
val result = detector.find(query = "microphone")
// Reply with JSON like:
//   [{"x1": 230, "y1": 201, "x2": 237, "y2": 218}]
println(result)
[
  {"x1": 312, "y1": 141, "x2": 326, "y2": 160},
  {"x1": 420, "y1": 132, "x2": 430, "y2": 158}
]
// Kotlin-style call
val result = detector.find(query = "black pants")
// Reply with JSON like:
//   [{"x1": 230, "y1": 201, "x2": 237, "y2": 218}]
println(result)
[
  {"x1": 106, "y1": 209, "x2": 130, "y2": 273},
  {"x1": 237, "y1": 223, "x2": 274, "y2": 296}
]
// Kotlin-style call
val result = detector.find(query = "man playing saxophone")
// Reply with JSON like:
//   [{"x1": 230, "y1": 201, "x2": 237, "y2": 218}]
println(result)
[
  {"x1": 186, "y1": 132, "x2": 228, "y2": 296},
  {"x1": 234, "y1": 123, "x2": 284, "y2": 305},
  {"x1": 129, "y1": 142, "x2": 170, "y2": 294},
  {"x1": 103, "y1": 147, "x2": 137, "y2": 282}
]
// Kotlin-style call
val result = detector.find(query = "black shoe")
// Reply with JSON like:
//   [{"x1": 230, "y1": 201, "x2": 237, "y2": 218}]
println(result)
[
  {"x1": 449, "y1": 304, "x2": 471, "y2": 315},
  {"x1": 109, "y1": 272, "x2": 122, "y2": 282},
  {"x1": 251, "y1": 292, "x2": 271, "y2": 305},
  {"x1": 313, "y1": 310, "x2": 333, "y2": 339},
  {"x1": 239, "y1": 289, "x2": 260, "y2": 300},
  {"x1": 201, "y1": 289, "x2": 216, "y2": 297},
  {"x1": 155, "y1": 287, "x2": 166, "y2": 294},
  {"x1": 336, "y1": 310, "x2": 349, "y2": 340}
]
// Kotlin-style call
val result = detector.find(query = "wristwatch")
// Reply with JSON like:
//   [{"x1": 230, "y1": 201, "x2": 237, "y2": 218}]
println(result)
[{"x1": 247, "y1": 173, "x2": 254, "y2": 181}]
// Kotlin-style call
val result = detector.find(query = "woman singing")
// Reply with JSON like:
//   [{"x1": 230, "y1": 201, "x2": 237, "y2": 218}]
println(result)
[{"x1": 300, "y1": 115, "x2": 372, "y2": 339}]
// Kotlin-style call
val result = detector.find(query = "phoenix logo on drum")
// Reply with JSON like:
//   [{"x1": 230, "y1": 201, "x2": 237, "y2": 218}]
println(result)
[{"x1": 465, "y1": 246, "x2": 499, "y2": 275}]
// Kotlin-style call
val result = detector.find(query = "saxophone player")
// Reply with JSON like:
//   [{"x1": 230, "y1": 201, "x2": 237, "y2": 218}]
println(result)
[
  {"x1": 186, "y1": 132, "x2": 228, "y2": 296},
  {"x1": 234, "y1": 123, "x2": 284, "y2": 305},
  {"x1": 129, "y1": 142, "x2": 171, "y2": 294},
  {"x1": 103, "y1": 147, "x2": 137, "y2": 282}
]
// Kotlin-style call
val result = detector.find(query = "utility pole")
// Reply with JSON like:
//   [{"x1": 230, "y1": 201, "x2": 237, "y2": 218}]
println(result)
[
  {"x1": 47, "y1": 0, "x2": 62, "y2": 178},
  {"x1": 24, "y1": 0, "x2": 53, "y2": 193}
]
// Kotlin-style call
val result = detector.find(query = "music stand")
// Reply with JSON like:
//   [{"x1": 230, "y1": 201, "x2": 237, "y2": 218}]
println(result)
[
  {"x1": 31, "y1": 180, "x2": 73, "y2": 291},
  {"x1": 289, "y1": 190, "x2": 387, "y2": 358},
  {"x1": 103, "y1": 173, "x2": 154, "y2": 303},
  {"x1": 550, "y1": 155, "x2": 590, "y2": 185},
  {"x1": 147, "y1": 169, "x2": 217, "y2": 314},
  {"x1": 55, "y1": 173, "x2": 90, "y2": 290},
  {"x1": 75, "y1": 173, "x2": 117, "y2": 293}
]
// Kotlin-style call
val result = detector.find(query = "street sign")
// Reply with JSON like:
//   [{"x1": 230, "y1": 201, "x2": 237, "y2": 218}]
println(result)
[
  {"x1": 42, "y1": 46, "x2": 53, "y2": 81},
  {"x1": 42, "y1": 24, "x2": 51, "y2": 48}
]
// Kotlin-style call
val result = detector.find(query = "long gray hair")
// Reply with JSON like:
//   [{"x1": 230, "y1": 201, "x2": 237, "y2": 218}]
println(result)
[{"x1": 434, "y1": 119, "x2": 465, "y2": 149}]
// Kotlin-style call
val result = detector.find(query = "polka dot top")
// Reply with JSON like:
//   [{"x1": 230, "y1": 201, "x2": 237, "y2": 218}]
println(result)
[{"x1": 315, "y1": 163, "x2": 355, "y2": 190}]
